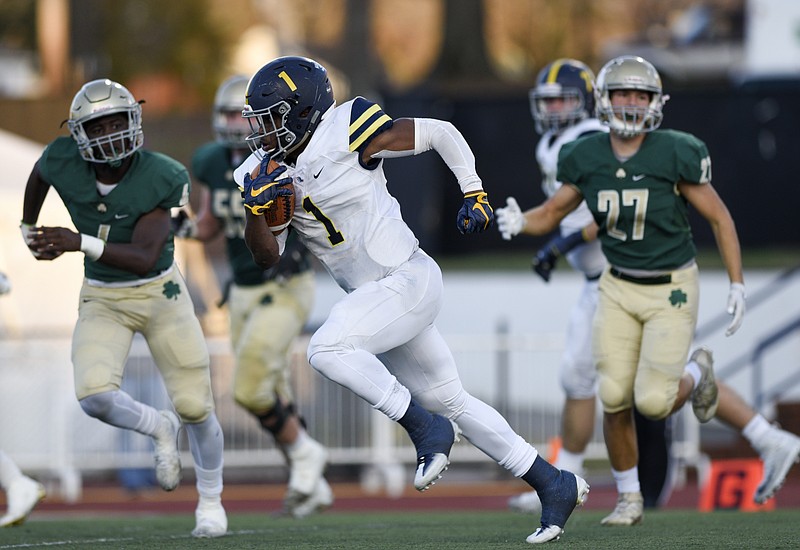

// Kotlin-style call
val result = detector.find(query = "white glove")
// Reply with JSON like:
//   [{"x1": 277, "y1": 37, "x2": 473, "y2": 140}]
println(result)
[
  {"x1": 725, "y1": 282, "x2": 746, "y2": 336},
  {"x1": 495, "y1": 196, "x2": 526, "y2": 241},
  {"x1": 20, "y1": 222, "x2": 43, "y2": 258},
  {"x1": 0, "y1": 272, "x2": 10, "y2": 295}
]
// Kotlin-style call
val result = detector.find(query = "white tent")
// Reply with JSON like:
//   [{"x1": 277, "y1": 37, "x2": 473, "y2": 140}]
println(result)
[{"x1": 0, "y1": 129, "x2": 83, "y2": 337}]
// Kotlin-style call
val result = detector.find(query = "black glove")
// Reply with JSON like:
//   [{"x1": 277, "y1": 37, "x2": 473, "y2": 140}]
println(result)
[
  {"x1": 531, "y1": 230, "x2": 586, "y2": 282},
  {"x1": 171, "y1": 209, "x2": 196, "y2": 238},
  {"x1": 457, "y1": 191, "x2": 494, "y2": 234}
]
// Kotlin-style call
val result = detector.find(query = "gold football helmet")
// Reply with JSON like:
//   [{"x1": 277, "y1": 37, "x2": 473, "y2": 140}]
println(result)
[
  {"x1": 67, "y1": 79, "x2": 144, "y2": 163},
  {"x1": 595, "y1": 56, "x2": 665, "y2": 137},
  {"x1": 212, "y1": 75, "x2": 251, "y2": 147}
]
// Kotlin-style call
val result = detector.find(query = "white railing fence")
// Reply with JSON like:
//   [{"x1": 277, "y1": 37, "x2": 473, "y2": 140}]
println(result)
[{"x1": 0, "y1": 332, "x2": 701, "y2": 502}]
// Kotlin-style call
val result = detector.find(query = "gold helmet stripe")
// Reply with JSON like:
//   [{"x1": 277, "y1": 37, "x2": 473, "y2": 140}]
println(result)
[
  {"x1": 278, "y1": 70, "x2": 297, "y2": 91},
  {"x1": 546, "y1": 59, "x2": 566, "y2": 83}
]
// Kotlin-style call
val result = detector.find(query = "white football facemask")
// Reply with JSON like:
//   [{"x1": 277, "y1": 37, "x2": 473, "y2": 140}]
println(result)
[
  {"x1": 595, "y1": 56, "x2": 665, "y2": 137},
  {"x1": 67, "y1": 79, "x2": 143, "y2": 163}
]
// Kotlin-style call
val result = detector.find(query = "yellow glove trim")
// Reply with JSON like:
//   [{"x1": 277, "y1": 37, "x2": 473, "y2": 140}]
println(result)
[
  {"x1": 244, "y1": 200, "x2": 275, "y2": 216},
  {"x1": 465, "y1": 191, "x2": 492, "y2": 230}
]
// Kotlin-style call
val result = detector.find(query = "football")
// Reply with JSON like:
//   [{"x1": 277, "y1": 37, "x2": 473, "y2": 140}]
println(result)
[{"x1": 250, "y1": 159, "x2": 294, "y2": 234}]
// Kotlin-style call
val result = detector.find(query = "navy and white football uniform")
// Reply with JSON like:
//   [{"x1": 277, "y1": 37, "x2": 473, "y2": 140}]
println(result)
[{"x1": 236, "y1": 97, "x2": 541, "y2": 476}]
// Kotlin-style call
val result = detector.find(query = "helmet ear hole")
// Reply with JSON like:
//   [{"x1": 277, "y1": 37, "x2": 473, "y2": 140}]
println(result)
[{"x1": 295, "y1": 106, "x2": 313, "y2": 131}]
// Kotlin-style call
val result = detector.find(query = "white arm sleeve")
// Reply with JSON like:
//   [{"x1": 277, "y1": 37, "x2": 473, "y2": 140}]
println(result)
[
  {"x1": 233, "y1": 152, "x2": 262, "y2": 189},
  {"x1": 413, "y1": 118, "x2": 483, "y2": 194},
  {"x1": 276, "y1": 229, "x2": 288, "y2": 256},
  {"x1": 370, "y1": 149, "x2": 415, "y2": 159}
]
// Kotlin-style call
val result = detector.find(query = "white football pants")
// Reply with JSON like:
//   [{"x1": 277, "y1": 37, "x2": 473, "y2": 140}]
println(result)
[{"x1": 308, "y1": 249, "x2": 537, "y2": 476}]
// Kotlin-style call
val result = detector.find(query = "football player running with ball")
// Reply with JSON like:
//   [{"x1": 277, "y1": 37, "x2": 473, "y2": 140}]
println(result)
[
  {"x1": 500, "y1": 59, "x2": 673, "y2": 514},
  {"x1": 496, "y1": 55, "x2": 800, "y2": 526},
  {"x1": 237, "y1": 56, "x2": 588, "y2": 544},
  {"x1": 178, "y1": 75, "x2": 332, "y2": 517},
  {"x1": 21, "y1": 79, "x2": 227, "y2": 537}
]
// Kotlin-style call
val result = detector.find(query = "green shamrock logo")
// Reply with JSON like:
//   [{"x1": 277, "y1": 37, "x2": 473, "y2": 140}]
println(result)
[
  {"x1": 669, "y1": 288, "x2": 687, "y2": 308},
  {"x1": 163, "y1": 281, "x2": 181, "y2": 300}
]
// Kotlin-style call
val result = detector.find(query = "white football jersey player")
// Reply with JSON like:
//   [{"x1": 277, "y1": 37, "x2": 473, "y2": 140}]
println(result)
[
  {"x1": 238, "y1": 56, "x2": 591, "y2": 544},
  {"x1": 236, "y1": 97, "x2": 419, "y2": 293},
  {"x1": 536, "y1": 118, "x2": 607, "y2": 233},
  {"x1": 535, "y1": 118, "x2": 607, "y2": 277}
]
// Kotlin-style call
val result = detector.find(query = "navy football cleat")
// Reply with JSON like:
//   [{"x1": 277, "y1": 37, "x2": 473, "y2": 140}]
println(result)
[
  {"x1": 526, "y1": 470, "x2": 589, "y2": 544},
  {"x1": 412, "y1": 415, "x2": 460, "y2": 491}
]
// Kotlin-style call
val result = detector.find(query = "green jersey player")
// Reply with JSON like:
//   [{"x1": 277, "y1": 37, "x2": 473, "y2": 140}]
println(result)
[
  {"x1": 178, "y1": 75, "x2": 332, "y2": 518},
  {"x1": 498, "y1": 58, "x2": 672, "y2": 514},
  {"x1": 497, "y1": 55, "x2": 800, "y2": 526},
  {"x1": 20, "y1": 79, "x2": 227, "y2": 537}
]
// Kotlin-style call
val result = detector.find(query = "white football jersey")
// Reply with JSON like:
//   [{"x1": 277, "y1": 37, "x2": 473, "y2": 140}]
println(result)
[
  {"x1": 236, "y1": 98, "x2": 419, "y2": 293},
  {"x1": 536, "y1": 118, "x2": 607, "y2": 233}
]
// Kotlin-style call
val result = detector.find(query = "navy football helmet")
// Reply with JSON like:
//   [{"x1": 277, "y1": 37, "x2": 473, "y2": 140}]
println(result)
[
  {"x1": 242, "y1": 56, "x2": 335, "y2": 160},
  {"x1": 529, "y1": 59, "x2": 596, "y2": 134}
]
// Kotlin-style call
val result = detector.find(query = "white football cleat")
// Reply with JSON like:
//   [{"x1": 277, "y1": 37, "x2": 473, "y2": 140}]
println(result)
[
  {"x1": 690, "y1": 347, "x2": 719, "y2": 423},
  {"x1": 153, "y1": 410, "x2": 181, "y2": 491},
  {"x1": 508, "y1": 490, "x2": 542, "y2": 515},
  {"x1": 287, "y1": 478, "x2": 334, "y2": 519},
  {"x1": 0, "y1": 475, "x2": 46, "y2": 527},
  {"x1": 287, "y1": 436, "x2": 328, "y2": 497},
  {"x1": 754, "y1": 426, "x2": 800, "y2": 504},
  {"x1": 414, "y1": 453, "x2": 449, "y2": 492},
  {"x1": 192, "y1": 499, "x2": 227, "y2": 538},
  {"x1": 600, "y1": 492, "x2": 643, "y2": 526}
]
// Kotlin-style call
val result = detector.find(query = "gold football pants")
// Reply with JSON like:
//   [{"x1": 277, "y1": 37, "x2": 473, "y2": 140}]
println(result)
[
  {"x1": 72, "y1": 268, "x2": 213, "y2": 422},
  {"x1": 229, "y1": 271, "x2": 314, "y2": 413},
  {"x1": 593, "y1": 263, "x2": 699, "y2": 419}
]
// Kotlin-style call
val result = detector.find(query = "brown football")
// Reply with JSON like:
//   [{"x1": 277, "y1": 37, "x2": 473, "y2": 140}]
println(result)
[{"x1": 250, "y1": 159, "x2": 294, "y2": 234}]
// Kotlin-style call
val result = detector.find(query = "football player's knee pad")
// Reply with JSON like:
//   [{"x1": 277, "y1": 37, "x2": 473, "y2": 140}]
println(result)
[
  {"x1": 598, "y1": 376, "x2": 633, "y2": 414},
  {"x1": 306, "y1": 343, "x2": 344, "y2": 379},
  {"x1": 306, "y1": 347, "x2": 329, "y2": 377},
  {"x1": 79, "y1": 391, "x2": 117, "y2": 419},
  {"x1": 171, "y1": 392, "x2": 213, "y2": 423},
  {"x1": 307, "y1": 322, "x2": 355, "y2": 367},
  {"x1": 254, "y1": 397, "x2": 297, "y2": 436},
  {"x1": 233, "y1": 373, "x2": 279, "y2": 412},
  {"x1": 234, "y1": 383, "x2": 293, "y2": 417},
  {"x1": 165, "y1": 364, "x2": 215, "y2": 423},
  {"x1": 633, "y1": 391, "x2": 672, "y2": 421}
]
